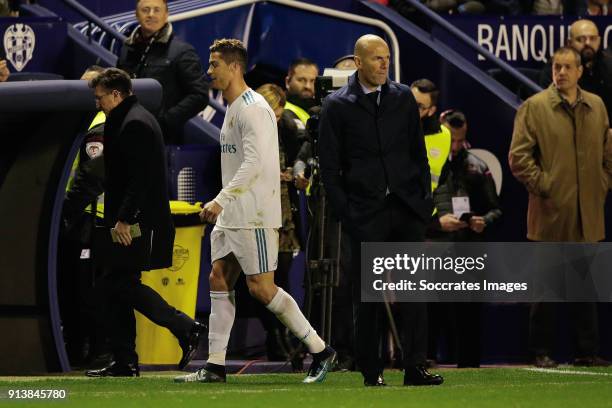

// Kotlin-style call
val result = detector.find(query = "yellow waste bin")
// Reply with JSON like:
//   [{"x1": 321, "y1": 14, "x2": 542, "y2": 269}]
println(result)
[{"x1": 135, "y1": 201, "x2": 204, "y2": 365}]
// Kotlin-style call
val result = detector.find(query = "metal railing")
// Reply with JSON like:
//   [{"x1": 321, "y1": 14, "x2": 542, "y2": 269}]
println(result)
[
  {"x1": 62, "y1": 0, "x2": 127, "y2": 44},
  {"x1": 385, "y1": 0, "x2": 541, "y2": 94}
]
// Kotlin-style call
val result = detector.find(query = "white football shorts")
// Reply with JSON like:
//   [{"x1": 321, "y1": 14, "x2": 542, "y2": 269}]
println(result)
[{"x1": 210, "y1": 226, "x2": 279, "y2": 275}]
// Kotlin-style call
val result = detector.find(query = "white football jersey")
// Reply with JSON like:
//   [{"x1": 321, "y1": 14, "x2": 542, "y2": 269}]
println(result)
[{"x1": 213, "y1": 88, "x2": 282, "y2": 229}]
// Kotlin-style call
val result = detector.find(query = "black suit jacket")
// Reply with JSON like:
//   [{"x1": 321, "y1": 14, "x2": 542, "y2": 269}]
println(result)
[
  {"x1": 318, "y1": 73, "x2": 432, "y2": 228},
  {"x1": 103, "y1": 95, "x2": 174, "y2": 270}
]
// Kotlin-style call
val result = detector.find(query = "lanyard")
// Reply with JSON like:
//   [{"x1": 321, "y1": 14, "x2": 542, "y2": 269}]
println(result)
[{"x1": 132, "y1": 25, "x2": 166, "y2": 79}]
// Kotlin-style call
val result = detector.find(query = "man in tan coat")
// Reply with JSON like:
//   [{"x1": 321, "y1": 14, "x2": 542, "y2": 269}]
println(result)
[{"x1": 510, "y1": 46, "x2": 612, "y2": 368}]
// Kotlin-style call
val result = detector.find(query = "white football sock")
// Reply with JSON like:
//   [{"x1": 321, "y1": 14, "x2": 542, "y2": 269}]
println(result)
[
  {"x1": 207, "y1": 290, "x2": 235, "y2": 366},
  {"x1": 266, "y1": 288, "x2": 325, "y2": 354}
]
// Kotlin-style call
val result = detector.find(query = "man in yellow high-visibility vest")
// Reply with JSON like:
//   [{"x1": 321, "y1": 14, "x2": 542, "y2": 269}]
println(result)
[
  {"x1": 410, "y1": 79, "x2": 451, "y2": 194},
  {"x1": 284, "y1": 58, "x2": 319, "y2": 189},
  {"x1": 284, "y1": 57, "x2": 319, "y2": 125}
]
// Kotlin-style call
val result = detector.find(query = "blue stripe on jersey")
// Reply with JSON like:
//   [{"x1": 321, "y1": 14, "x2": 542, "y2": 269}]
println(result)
[{"x1": 242, "y1": 91, "x2": 255, "y2": 106}]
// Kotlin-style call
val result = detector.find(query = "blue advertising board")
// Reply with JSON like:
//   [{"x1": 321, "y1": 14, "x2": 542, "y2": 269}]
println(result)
[{"x1": 436, "y1": 16, "x2": 612, "y2": 69}]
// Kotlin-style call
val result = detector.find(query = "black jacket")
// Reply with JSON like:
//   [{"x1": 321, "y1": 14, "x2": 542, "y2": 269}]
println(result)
[
  {"x1": 430, "y1": 149, "x2": 501, "y2": 241},
  {"x1": 318, "y1": 73, "x2": 432, "y2": 227},
  {"x1": 117, "y1": 24, "x2": 209, "y2": 144},
  {"x1": 103, "y1": 95, "x2": 174, "y2": 269},
  {"x1": 538, "y1": 49, "x2": 612, "y2": 119}
]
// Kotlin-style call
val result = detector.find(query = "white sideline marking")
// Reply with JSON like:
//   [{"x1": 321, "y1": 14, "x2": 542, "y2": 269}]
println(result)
[{"x1": 524, "y1": 368, "x2": 612, "y2": 377}]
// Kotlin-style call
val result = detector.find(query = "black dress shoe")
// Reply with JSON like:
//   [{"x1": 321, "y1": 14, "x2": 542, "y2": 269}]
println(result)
[
  {"x1": 404, "y1": 366, "x2": 443, "y2": 386},
  {"x1": 534, "y1": 355, "x2": 558, "y2": 368},
  {"x1": 364, "y1": 374, "x2": 387, "y2": 386},
  {"x1": 85, "y1": 361, "x2": 139, "y2": 377},
  {"x1": 178, "y1": 321, "x2": 207, "y2": 370}
]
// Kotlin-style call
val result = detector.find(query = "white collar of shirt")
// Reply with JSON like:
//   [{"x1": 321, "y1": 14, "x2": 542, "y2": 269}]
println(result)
[
  {"x1": 359, "y1": 82, "x2": 382, "y2": 95},
  {"x1": 359, "y1": 82, "x2": 382, "y2": 105}
]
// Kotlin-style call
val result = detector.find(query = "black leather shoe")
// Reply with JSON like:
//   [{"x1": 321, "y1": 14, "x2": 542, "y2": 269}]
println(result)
[
  {"x1": 178, "y1": 321, "x2": 207, "y2": 370},
  {"x1": 534, "y1": 355, "x2": 558, "y2": 368},
  {"x1": 364, "y1": 374, "x2": 386, "y2": 386},
  {"x1": 85, "y1": 361, "x2": 139, "y2": 377},
  {"x1": 404, "y1": 366, "x2": 443, "y2": 386}
]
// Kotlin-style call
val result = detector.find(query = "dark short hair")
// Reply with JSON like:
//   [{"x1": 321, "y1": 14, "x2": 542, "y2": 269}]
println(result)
[
  {"x1": 410, "y1": 78, "x2": 439, "y2": 107},
  {"x1": 287, "y1": 57, "x2": 318, "y2": 77},
  {"x1": 89, "y1": 68, "x2": 132, "y2": 96},
  {"x1": 209, "y1": 38, "x2": 248, "y2": 73},
  {"x1": 136, "y1": 0, "x2": 168, "y2": 8},
  {"x1": 553, "y1": 46, "x2": 582, "y2": 67},
  {"x1": 443, "y1": 109, "x2": 467, "y2": 129}
]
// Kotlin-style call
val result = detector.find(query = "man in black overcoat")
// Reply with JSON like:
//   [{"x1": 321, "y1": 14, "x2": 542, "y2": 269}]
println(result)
[
  {"x1": 318, "y1": 35, "x2": 443, "y2": 387},
  {"x1": 85, "y1": 68, "x2": 204, "y2": 377}
]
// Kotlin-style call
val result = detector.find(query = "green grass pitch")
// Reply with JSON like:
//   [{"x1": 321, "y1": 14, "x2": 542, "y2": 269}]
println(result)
[{"x1": 1, "y1": 367, "x2": 611, "y2": 407}]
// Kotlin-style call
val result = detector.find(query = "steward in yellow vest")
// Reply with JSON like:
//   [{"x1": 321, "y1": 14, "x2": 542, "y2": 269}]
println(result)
[
  {"x1": 284, "y1": 101, "x2": 310, "y2": 125},
  {"x1": 424, "y1": 123, "x2": 451, "y2": 192}
]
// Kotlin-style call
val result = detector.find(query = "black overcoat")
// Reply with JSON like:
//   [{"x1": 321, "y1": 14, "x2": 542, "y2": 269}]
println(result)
[{"x1": 103, "y1": 95, "x2": 174, "y2": 269}]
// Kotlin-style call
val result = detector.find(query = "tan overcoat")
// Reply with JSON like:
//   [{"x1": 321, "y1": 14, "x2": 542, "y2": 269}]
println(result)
[{"x1": 509, "y1": 85, "x2": 612, "y2": 242}]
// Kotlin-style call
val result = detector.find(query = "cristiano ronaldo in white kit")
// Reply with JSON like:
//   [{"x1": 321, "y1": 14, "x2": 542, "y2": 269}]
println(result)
[
  {"x1": 175, "y1": 38, "x2": 335, "y2": 385},
  {"x1": 212, "y1": 86, "x2": 282, "y2": 275}
]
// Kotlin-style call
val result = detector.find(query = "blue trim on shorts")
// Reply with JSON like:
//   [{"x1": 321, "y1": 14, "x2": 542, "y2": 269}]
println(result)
[
  {"x1": 261, "y1": 229, "x2": 268, "y2": 272},
  {"x1": 255, "y1": 229, "x2": 265, "y2": 273}
]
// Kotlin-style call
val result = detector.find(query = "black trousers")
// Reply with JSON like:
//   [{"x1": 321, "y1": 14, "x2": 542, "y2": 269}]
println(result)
[
  {"x1": 331, "y1": 227, "x2": 355, "y2": 361},
  {"x1": 528, "y1": 240, "x2": 600, "y2": 358},
  {"x1": 427, "y1": 302, "x2": 482, "y2": 366},
  {"x1": 58, "y1": 236, "x2": 108, "y2": 362},
  {"x1": 99, "y1": 267, "x2": 194, "y2": 364},
  {"x1": 529, "y1": 302, "x2": 599, "y2": 358},
  {"x1": 348, "y1": 195, "x2": 428, "y2": 380}
]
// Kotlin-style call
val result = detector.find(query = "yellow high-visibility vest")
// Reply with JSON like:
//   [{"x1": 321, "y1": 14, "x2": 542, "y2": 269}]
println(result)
[
  {"x1": 284, "y1": 102, "x2": 311, "y2": 194},
  {"x1": 425, "y1": 124, "x2": 451, "y2": 192},
  {"x1": 66, "y1": 111, "x2": 107, "y2": 217},
  {"x1": 284, "y1": 101, "x2": 310, "y2": 125}
]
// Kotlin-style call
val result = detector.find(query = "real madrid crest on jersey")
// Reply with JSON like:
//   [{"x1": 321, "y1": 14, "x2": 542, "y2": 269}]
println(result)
[{"x1": 3, "y1": 24, "x2": 36, "y2": 72}]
